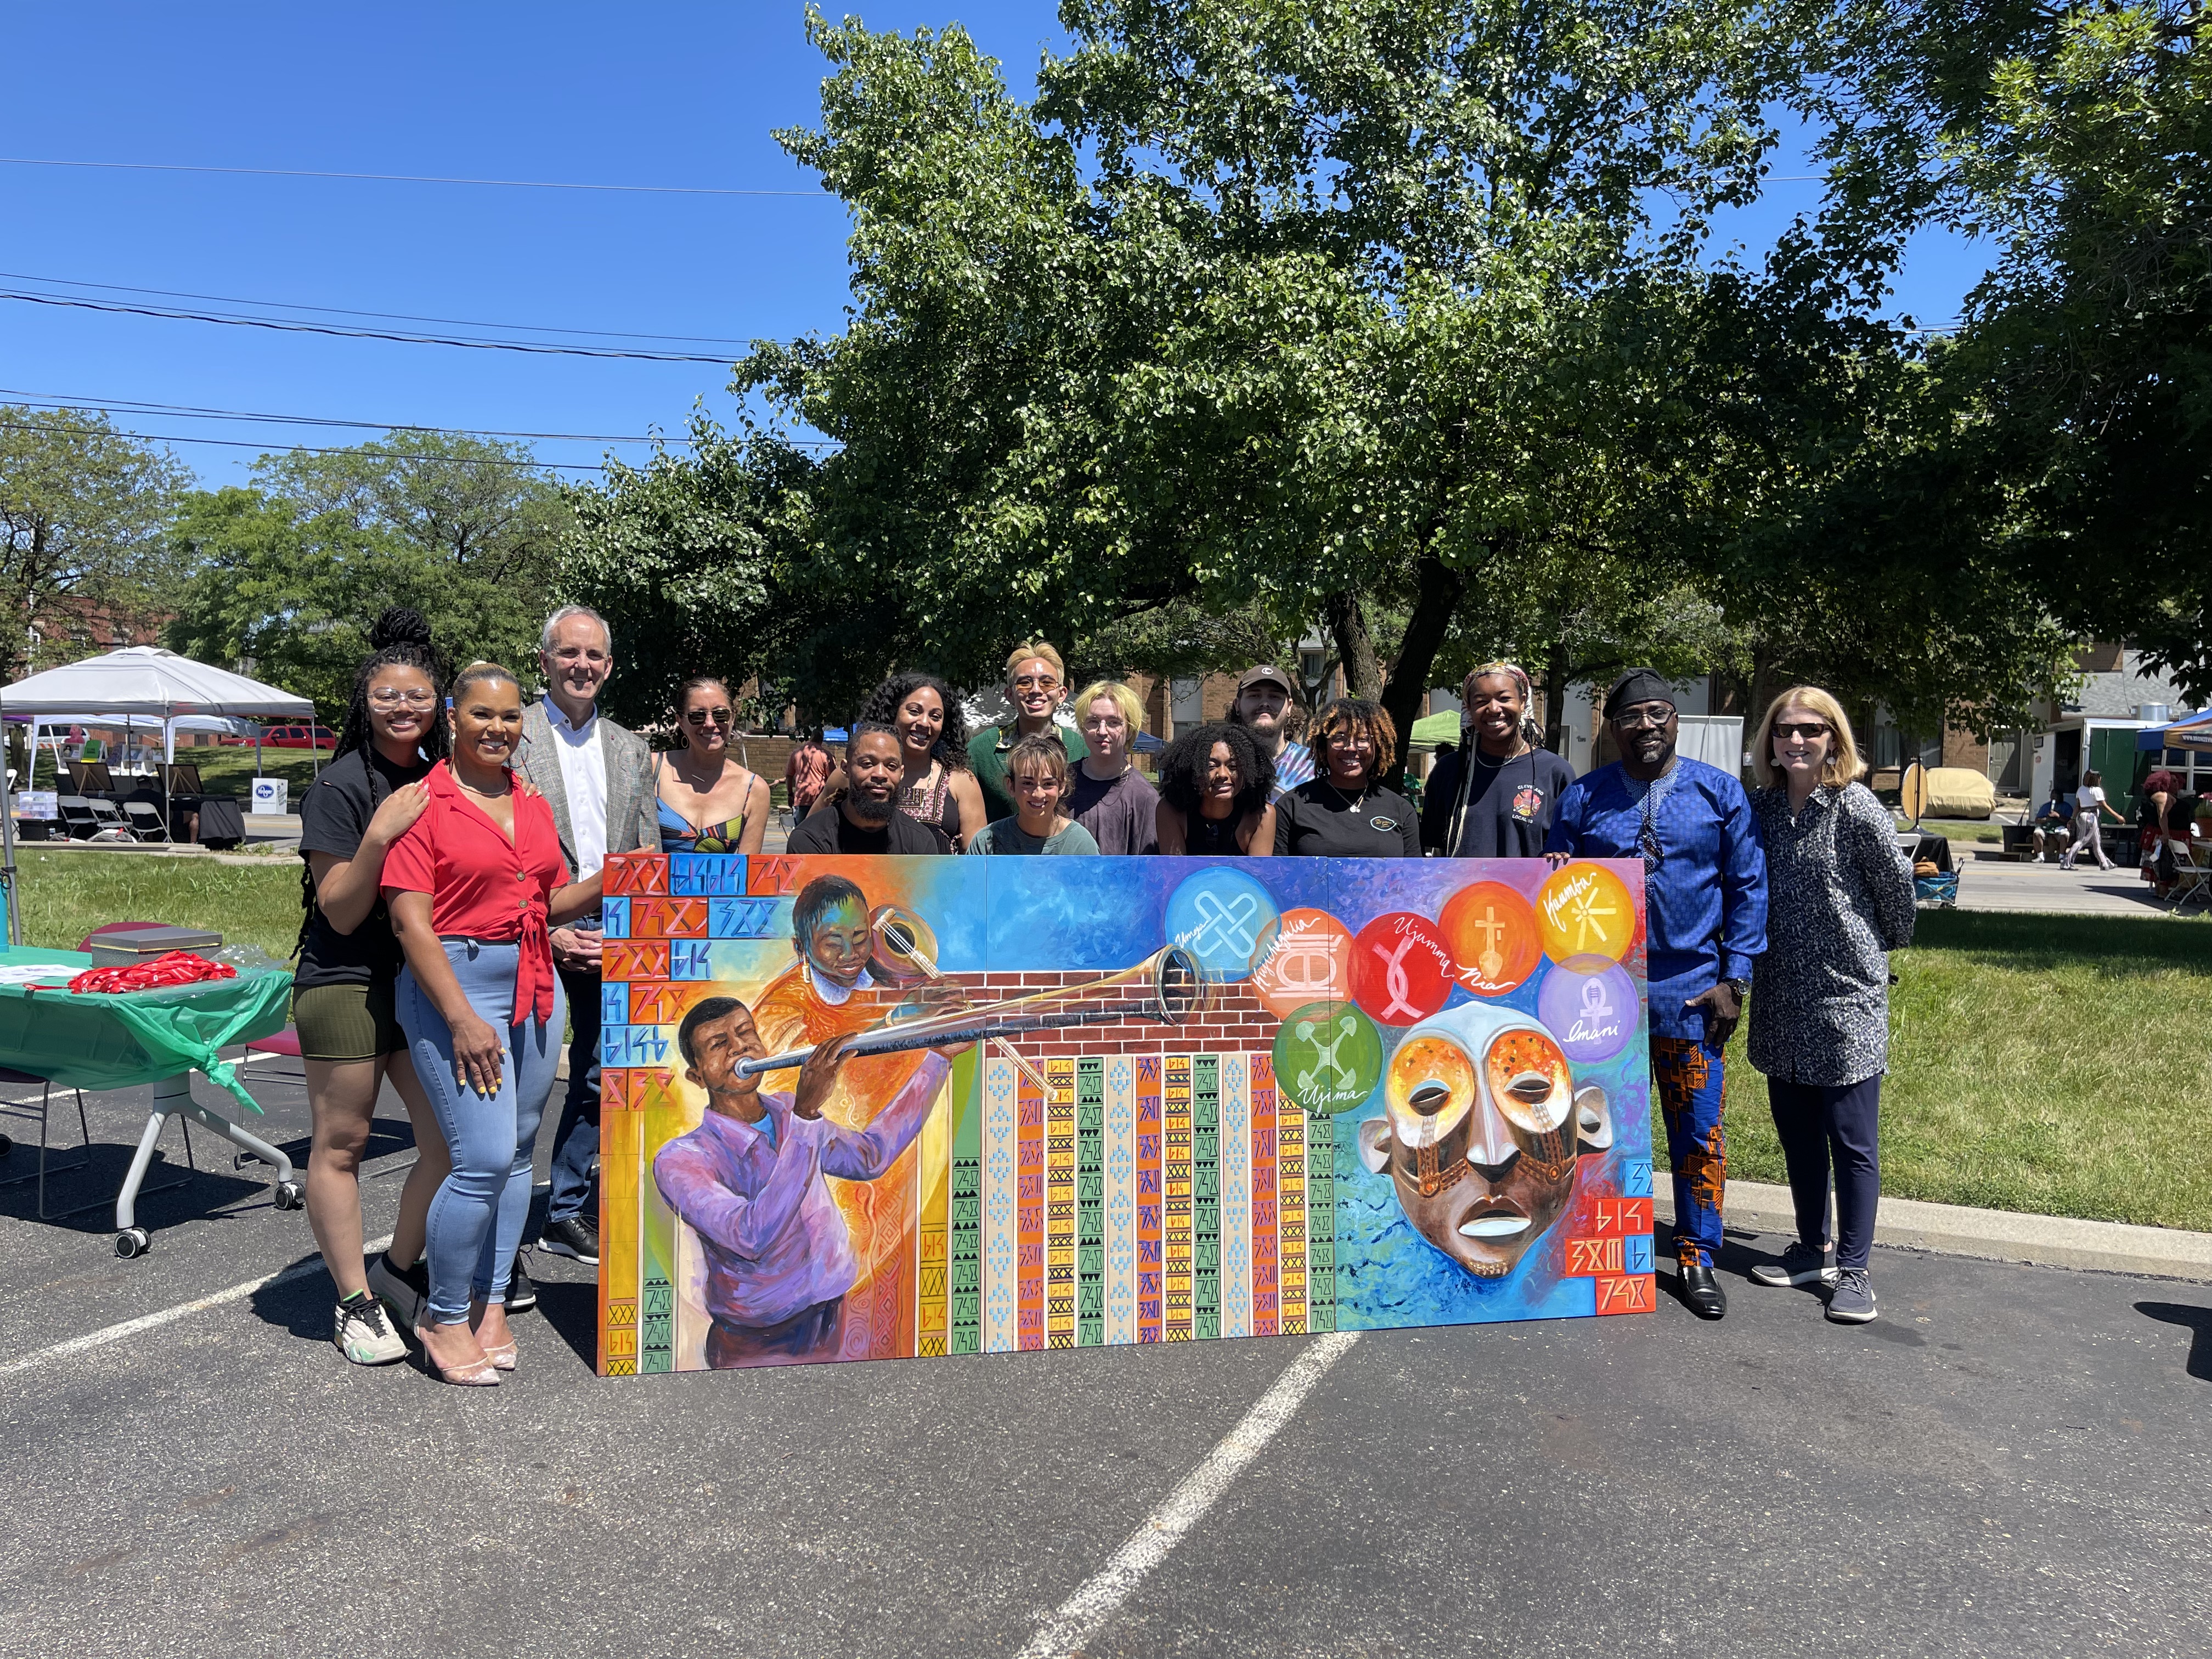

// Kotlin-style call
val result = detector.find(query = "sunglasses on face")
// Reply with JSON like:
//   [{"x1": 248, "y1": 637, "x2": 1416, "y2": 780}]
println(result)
[
  {"x1": 684, "y1": 707, "x2": 733, "y2": 726},
  {"x1": 1774, "y1": 721, "x2": 1830, "y2": 740},
  {"x1": 1012, "y1": 675, "x2": 1059, "y2": 691}
]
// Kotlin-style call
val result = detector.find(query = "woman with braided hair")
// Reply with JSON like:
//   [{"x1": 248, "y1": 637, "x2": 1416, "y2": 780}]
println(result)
[{"x1": 292, "y1": 607, "x2": 453, "y2": 1366}]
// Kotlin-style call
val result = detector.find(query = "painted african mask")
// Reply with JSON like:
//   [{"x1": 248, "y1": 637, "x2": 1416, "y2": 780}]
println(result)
[{"x1": 1356, "y1": 1002, "x2": 1612, "y2": 1279}]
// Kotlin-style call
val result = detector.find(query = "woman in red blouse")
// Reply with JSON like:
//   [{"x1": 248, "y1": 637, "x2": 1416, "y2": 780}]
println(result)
[{"x1": 383, "y1": 662, "x2": 603, "y2": 1385}]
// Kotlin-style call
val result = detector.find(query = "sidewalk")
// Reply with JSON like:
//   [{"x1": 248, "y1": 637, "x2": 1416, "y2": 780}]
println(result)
[{"x1": 1950, "y1": 848, "x2": 2183, "y2": 917}]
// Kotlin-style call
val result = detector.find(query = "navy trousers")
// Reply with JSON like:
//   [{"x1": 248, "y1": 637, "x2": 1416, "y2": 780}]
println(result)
[
  {"x1": 545, "y1": 962, "x2": 602, "y2": 1227},
  {"x1": 1767, "y1": 1075, "x2": 1882, "y2": 1271}
]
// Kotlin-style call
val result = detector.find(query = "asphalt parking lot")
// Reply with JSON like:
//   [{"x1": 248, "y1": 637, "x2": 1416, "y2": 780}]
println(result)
[{"x1": 3, "y1": 1063, "x2": 2207, "y2": 1658}]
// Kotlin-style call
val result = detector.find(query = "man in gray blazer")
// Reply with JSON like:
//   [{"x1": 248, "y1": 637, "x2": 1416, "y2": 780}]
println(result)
[{"x1": 520, "y1": 603, "x2": 657, "y2": 1267}]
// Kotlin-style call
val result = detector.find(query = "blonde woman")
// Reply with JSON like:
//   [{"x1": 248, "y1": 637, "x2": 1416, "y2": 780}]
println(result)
[
  {"x1": 1069, "y1": 679, "x2": 1159, "y2": 853},
  {"x1": 967, "y1": 641, "x2": 1086, "y2": 825},
  {"x1": 1744, "y1": 687, "x2": 1915, "y2": 1326}
]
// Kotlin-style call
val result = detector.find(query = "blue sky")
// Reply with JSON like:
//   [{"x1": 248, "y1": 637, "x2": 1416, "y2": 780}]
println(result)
[{"x1": 1, "y1": 3, "x2": 1985, "y2": 489}]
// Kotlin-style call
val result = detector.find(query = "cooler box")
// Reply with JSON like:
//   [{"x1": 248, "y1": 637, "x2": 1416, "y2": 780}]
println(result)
[{"x1": 84, "y1": 925, "x2": 224, "y2": 967}]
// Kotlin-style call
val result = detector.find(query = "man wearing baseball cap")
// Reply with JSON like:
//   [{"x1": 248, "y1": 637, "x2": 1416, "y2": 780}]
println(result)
[
  {"x1": 1544, "y1": 667, "x2": 1768, "y2": 1319},
  {"x1": 1228, "y1": 665, "x2": 1313, "y2": 794}
]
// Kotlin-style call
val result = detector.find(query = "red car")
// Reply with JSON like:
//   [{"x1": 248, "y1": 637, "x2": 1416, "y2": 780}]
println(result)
[{"x1": 262, "y1": 724, "x2": 337, "y2": 750}]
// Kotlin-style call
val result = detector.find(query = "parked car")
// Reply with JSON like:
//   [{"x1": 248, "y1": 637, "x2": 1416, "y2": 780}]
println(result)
[{"x1": 263, "y1": 724, "x2": 337, "y2": 750}]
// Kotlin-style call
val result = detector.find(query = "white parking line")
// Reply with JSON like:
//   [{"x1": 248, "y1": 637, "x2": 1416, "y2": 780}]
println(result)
[
  {"x1": 0, "y1": 1233, "x2": 387, "y2": 1381},
  {"x1": 1012, "y1": 1330, "x2": 1360, "y2": 1659}
]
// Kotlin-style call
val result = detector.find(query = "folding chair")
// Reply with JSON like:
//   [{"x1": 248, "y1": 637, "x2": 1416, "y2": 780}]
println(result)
[
  {"x1": 56, "y1": 795, "x2": 100, "y2": 839},
  {"x1": 2171, "y1": 841, "x2": 2212, "y2": 915},
  {"x1": 0, "y1": 1066, "x2": 93, "y2": 1220},
  {"x1": 84, "y1": 797, "x2": 134, "y2": 840},
  {"x1": 121, "y1": 800, "x2": 168, "y2": 842}
]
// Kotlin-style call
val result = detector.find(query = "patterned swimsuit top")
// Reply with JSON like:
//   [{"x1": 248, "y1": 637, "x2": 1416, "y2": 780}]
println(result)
[
  {"x1": 898, "y1": 761, "x2": 961, "y2": 841},
  {"x1": 656, "y1": 754, "x2": 752, "y2": 854}
]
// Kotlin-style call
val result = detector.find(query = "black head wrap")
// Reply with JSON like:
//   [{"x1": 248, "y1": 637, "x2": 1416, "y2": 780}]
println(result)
[{"x1": 1603, "y1": 668, "x2": 1675, "y2": 719}]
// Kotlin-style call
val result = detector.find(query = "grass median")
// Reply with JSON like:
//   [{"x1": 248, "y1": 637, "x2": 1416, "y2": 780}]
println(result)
[
  {"x1": 9, "y1": 849, "x2": 304, "y2": 960},
  {"x1": 1693, "y1": 909, "x2": 2212, "y2": 1233}
]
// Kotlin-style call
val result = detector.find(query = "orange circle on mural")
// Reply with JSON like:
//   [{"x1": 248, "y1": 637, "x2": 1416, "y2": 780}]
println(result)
[
  {"x1": 1250, "y1": 907, "x2": 1354, "y2": 1018},
  {"x1": 1536, "y1": 863, "x2": 1636, "y2": 964},
  {"x1": 1438, "y1": 882, "x2": 1543, "y2": 996}
]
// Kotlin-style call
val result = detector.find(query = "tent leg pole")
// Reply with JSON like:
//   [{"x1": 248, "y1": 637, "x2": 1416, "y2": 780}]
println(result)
[{"x1": 1, "y1": 775, "x2": 19, "y2": 946}]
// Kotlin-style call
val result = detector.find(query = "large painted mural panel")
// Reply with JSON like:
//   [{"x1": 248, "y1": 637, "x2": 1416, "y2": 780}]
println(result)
[{"x1": 596, "y1": 852, "x2": 1654, "y2": 1376}]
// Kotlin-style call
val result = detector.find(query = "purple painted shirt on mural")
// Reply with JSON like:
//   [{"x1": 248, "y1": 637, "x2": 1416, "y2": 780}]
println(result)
[{"x1": 652, "y1": 1053, "x2": 950, "y2": 1330}]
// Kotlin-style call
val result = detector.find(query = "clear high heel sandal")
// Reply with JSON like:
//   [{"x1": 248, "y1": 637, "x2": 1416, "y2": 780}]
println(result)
[{"x1": 414, "y1": 1319, "x2": 500, "y2": 1387}]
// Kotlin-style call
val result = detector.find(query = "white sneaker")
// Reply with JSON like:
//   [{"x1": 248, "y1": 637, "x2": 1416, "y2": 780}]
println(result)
[{"x1": 332, "y1": 1291, "x2": 408, "y2": 1365}]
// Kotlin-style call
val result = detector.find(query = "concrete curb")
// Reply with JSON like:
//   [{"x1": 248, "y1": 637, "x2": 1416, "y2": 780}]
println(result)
[{"x1": 1658, "y1": 1178, "x2": 2212, "y2": 1283}]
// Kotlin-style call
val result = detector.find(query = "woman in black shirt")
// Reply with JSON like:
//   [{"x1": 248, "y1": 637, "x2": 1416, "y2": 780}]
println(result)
[
  {"x1": 1274, "y1": 699, "x2": 1421, "y2": 856},
  {"x1": 1420, "y1": 662, "x2": 1576, "y2": 857},
  {"x1": 1156, "y1": 722, "x2": 1276, "y2": 856},
  {"x1": 292, "y1": 610, "x2": 453, "y2": 1366}
]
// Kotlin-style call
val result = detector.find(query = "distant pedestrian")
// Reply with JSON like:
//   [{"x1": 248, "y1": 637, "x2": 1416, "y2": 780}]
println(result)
[
  {"x1": 968, "y1": 642, "x2": 1087, "y2": 825},
  {"x1": 2062, "y1": 768, "x2": 2123, "y2": 872},
  {"x1": 1228, "y1": 665, "x2": 1312, "y2": 793},
  {"x1": 1273, "y1": 698, "x2": 1420, "y2": 857},
  {"x1": 785, "y1": 735, "x2": 832, "y2": 821},
  {"x1": 2135, "y1": 769, "x2": 2191, "y2": 895},
  {"x1": 2030, "y1": 788, "x2": 2072, "y2": 862},
  {"x1": 1423, "y1": 661, "x2": 1576, "y2": 857},
  {"x1": 1545, "y1": 668, "x2": 1767, "y2": 1321},
  {"x1": 1069, "y1": 680, "x2": 1159, "y2": 854},
  {"x1": 1743, "y1": 687, "x2": 1914, "y2": 1325},
  {"x1": 1156, "y1": 721, "x2": 1276, "y2": 856},
  {"x1": 966, "y1": 735, "x2": 1100, "y2": 854}
]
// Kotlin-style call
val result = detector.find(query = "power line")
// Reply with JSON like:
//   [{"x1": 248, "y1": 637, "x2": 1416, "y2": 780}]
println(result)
[
  {"x1": 0, "y1": 388, "x2": 841, "y2": 447},
  {"x1": 0, "y1": 269, "x2": 757, "y2": 346},
  {"x1": 0, "y1": 155, "x2": 832, "y2": 197},
  {"x1": 0, "y1": 289, "x2": 737, "y2": 362},
  {"x1": 0, "y1": 413, "x2": 617, "y2": 470}
]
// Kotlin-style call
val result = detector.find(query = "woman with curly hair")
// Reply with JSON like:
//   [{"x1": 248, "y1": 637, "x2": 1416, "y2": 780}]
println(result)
[
  {"x1": 1155, "y1": 721, "x2": 1276, "y2": 856},
  {"x1": 823, "y1": 670, "x2": 986, "y2": 850},
  {"x1": 291, "y1": 607, "x2": 453, "y2": 1366},
  {"x1": 1274, "y1": 698, "x2": 1421, "y2": 857}
]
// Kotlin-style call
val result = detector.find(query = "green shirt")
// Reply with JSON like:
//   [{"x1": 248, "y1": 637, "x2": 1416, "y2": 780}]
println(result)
[
  {"x1": 967, "y1": 721, "x2": 1089, "y2": 826},
  {"x1": 964, "y1": 817, "x2": 1101, "y2": 855}
]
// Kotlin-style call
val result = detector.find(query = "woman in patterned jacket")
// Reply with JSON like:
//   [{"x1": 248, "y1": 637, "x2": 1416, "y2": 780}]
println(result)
[{"x1": 1744, "y1": 687, "x2": 1915, "y2": 1327}]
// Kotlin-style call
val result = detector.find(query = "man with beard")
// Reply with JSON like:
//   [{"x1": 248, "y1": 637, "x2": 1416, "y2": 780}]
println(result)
[
  {"x1": 786, "y1": 723, "x2": 946, "y2": 854},
  {"x1": 1544, "y1": 668, "x2": 1767, "y2": 1319},
  {"x1": 1228, "y1": 665, "x2": 1313, "y2": 794}
]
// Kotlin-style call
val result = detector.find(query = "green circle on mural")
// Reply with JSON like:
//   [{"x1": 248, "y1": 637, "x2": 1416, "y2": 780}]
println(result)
[{"x1": 1273, "y1": 1000, "x2": 1385, "y2": 1116}]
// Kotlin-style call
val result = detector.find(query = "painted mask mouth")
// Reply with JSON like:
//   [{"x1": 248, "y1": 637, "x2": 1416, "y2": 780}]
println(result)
[{"x1": 1457, "y1": 1206, "x2": 1532, "y2": 1240}]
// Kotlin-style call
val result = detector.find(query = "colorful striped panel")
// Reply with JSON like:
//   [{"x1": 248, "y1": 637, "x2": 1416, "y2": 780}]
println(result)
[
  {"x1": 1137, "y1": 1057, "x2": 1163, "y2": 1344},
  {"x1": 1218, "y1": 1054, "x2": 1251, "y2": 1339},
  {"x1": 916, "y1": 1050, "x2": 954, "y2": 1358},
  {"x1": 1046, "y1": 1058, "x2": 1078, "y2": 1351},
  {"x1": 1016, "y1": 1068, "x2": 1047, "y2": 1353},
  {"x1": 1251, "y1": 1053, "x2": 1279, "y2": 1337},
  {"x1": 982, "y1": 1054, "x2": 1019, "y2": 1355},
  {"x1": 1103, "y1": 1057, "x2": 1137, "y2": 1346},
  {"x1": 1191, "y1": 1056, "x2": 1221, "y2": 1340},
  {"x1": 1307, "y1": 1109, "x2": 1337, "y2": 1334},
  {"x1": 1278, "y1": 1102, "x2": 1308, "y2": 1335},
  {"x1": 949, "y1": 1049, "x2": 983, "y2": 1356},
  {"x1": 598, "y1": 1068, "x2": 642, "y2": 1376},
  {"x1": 1163, "y1": 1056, "x2": 1194, "y2": 1341},
  {"x1": 1076, "y1": 1057, "x2": 1105, "y2": 1348}
]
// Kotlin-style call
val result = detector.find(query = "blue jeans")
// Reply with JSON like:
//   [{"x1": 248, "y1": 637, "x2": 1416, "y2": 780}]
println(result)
[
  {"x1": 398, "y1": 941, "x2": 566, "y2": 1323},
  {"x1": 544, "y1": 962, "x2": 601, "y2": 1226}
]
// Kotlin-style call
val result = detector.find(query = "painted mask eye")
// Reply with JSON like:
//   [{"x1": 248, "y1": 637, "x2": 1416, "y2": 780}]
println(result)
[
  {"x1": 1385, "y1": 1035, "x2": 1475, "y2": 1143},
  {"x1": 1485, "y1": 1029, "x2": 1572, "y2": 1134}
]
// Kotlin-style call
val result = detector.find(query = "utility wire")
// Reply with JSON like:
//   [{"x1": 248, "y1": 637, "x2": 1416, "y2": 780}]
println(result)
[
  {"x1": 0, "y1": 414, "x2": 618, "y2": 470},
  {"x1": 0, "y1": 269, "x2": 756, "y2": 346},
  {"x1": 0, "y1": 289, "x2": 737, "y2": 361},
  {"x1": 0, "y1": 155, "x2": 832, "y2": 197}
]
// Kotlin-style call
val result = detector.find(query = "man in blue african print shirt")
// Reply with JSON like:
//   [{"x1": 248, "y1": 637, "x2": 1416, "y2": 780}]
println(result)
[{"x1": 1545, "y1": 668, "x2": 1768, "y2": 1320}]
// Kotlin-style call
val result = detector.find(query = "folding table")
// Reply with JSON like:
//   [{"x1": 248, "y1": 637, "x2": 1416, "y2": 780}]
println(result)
[{"x1": 0, "y1": 945, "x2": 298, "y2": 1256}]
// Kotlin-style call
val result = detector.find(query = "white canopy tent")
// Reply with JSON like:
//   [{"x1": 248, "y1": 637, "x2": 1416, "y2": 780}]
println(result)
[{"x1": 0, "y1": 650, "x2": 318, "y2": 940}]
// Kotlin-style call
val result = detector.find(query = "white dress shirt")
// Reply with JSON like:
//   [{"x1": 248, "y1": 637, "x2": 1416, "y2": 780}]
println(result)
[{"x1": 541, "y1": 693, "x2": 608, "y2": 880}]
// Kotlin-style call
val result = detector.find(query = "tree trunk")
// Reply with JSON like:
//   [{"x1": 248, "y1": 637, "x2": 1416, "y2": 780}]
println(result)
[
  {"x1": 1544, "y1": 642, "x2": 1572, "y2": 756},
  {"x1": 1325, "y1": 589, "x2": 1383, "y2": 703},
  {"x1": 1375, "y1": 551, "x2": 1465, "y2": 787}
]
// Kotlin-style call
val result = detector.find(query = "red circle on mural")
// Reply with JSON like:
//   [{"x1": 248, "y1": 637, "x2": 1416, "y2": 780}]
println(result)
[
  {"x1": 1438, "y1": 882, "x2": 1543, "y2": 997},
  {"x1": 1349, "y1": 912, "x2": 1456, "y2": 1026}
]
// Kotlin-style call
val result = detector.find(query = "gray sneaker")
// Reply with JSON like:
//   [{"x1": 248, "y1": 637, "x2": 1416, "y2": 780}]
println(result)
[
  {"x1": 332, "y1": 1291, "x2": 408, "y2": 1365},
  {"x1": 1826, "y1": 1267, "x2": 1878, "y2": 1323},
  {"x1": 1750, "y1": 1242, "x2": 1838, "y2": 1288}
]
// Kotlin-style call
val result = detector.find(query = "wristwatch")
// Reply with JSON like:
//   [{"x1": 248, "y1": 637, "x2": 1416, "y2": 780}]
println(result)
[{"x1": 1723, "y1": 977, "x2": 1750, "y2": 998}]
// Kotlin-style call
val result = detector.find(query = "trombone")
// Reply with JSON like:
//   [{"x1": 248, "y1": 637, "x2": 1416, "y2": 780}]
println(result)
[{"x1": 734, "y1": 943, "x2": 1210, "y2": 1077}]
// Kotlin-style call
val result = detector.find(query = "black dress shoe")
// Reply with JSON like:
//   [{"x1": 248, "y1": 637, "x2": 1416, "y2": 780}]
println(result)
[
  {"x1": 1678, "y1": 1260, "x2": 1728, "y2": 1319},
  {"x1": 505, "y1": 1255, "x2": 538, "y2": 1315}
]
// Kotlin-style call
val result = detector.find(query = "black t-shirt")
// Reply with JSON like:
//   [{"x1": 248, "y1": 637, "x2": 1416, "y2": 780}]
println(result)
[
  {"x1": 1273, "y1": 780, "x2": 1421, "y2": 857},
  {"x1": 294, "y1": 747, "x2": 430, "y2": 989},
  {"x1": 1420, "y1": 746, "x2": 1577, "y2": 857},
  {"x1": 787, "y1": 803, "x2": 947, "y2": 854}
]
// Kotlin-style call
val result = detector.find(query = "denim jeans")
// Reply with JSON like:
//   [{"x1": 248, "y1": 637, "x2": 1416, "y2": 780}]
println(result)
[
  {"x1": 545, "y1": 962, "x2": 602, "y2": 1226},
  {"x1": 398, "y1": 941, "x2": 566, "y2": 1323}
]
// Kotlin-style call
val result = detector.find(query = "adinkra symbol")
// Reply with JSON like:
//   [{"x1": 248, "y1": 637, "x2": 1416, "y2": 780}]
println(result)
[{"x1": 1294, "y1": 1009, "x2": 1361, "y2": 1097}]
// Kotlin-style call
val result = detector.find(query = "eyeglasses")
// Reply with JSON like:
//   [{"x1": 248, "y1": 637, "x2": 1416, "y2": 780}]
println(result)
[
  {"x1": 1774, "y1": 721, "x2": 1830, "y2": 740},
  {"x1": 1012, "y1": 674, "x2": 1059, "y2": 691},
  {"x1": 1611, "y1": 707, "x2": 1673, "y2": 731},
  {"x1": 368, "y1": 689, "x2": 438, "y2": 709},
  {"x1": 684, "y1": 707, "x2": 733, "y2": 726}
]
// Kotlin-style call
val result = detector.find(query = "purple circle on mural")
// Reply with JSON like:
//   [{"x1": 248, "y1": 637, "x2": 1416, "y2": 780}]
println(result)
[{"x1": 1537, "y1": 956, "x2": 1637, "y2": 1063}]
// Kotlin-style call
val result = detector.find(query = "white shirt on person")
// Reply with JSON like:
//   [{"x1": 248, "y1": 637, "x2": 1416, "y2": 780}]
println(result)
[{"x1": 541, "y1": 693, "x2": 608, "y2": 879}]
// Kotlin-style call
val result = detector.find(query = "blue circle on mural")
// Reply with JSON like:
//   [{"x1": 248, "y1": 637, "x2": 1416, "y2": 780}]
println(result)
[
  {"x1": 1164, "y1": 867, "x2": 1279, "y2": 983},
  {"x1": 1537, "y1": 955, "x2": 1637, "y2": 1063}
]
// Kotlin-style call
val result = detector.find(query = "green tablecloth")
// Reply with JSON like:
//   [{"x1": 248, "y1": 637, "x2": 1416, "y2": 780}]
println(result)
[{"x1": 0, "y1": 945, "x2": 292, "y2": 1116}]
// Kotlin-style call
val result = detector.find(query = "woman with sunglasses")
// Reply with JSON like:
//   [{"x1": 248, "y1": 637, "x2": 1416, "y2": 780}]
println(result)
[
  {"x1": 655, "y1": 676, "x2": 770, "y2": 855},
  {"x1": 1743, "y1": 687, "x2": 1914, "y2": 1326}
]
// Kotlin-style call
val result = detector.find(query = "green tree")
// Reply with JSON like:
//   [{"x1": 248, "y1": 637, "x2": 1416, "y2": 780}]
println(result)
[
  {"x1": 166, "y1": 433, "x2": 568, "y2": 718},
  {"x1": 0, "y1": 406, "x2": 187, "y2": 677}
]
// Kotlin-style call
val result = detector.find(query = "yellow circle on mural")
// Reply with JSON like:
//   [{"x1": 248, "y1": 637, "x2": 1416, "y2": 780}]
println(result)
[{"x1": 1536, "y1": 863, "x2": 1635, "y2": 964}]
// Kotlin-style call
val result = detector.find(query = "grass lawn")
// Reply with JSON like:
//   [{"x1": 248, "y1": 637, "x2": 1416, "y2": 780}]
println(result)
[
  {"x1": 1670, "y1": 909, "x2": 2212, "y2": 1233},
  {"x1": 7, "y1": 849, "x2": 304, "y2": 961},
  {"x1": 1918, "y1": 817, "x2": 2007, "y2": 844}
]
